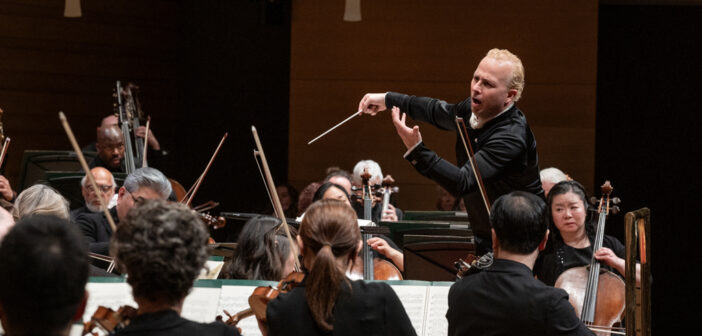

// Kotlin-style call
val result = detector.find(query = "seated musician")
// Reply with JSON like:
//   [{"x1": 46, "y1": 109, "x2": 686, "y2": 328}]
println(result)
[
  {"x1": 539, "y1": 167, "x2": 570, "y2": 197},
  {"x1": 312, "y1": 182, "x2": 404, "y2": 273},
  {"x1": 224, "y1": 216, "x2": 297, "y2": 280},
  {"x1": 351, "y1": 159, "x2": 403, "y2": 223},
  {"x1": 70, "y1": 167, "x2": 117, "y2": 220},
  {"x1": 534, "y1": 180, "x2": 641, "y2": 286},
  {"x1": 84, "y1": 114, "x2": 166, "y2": 156},
  {"x1": 447, "y1": 191, "x2": 594, "y2": 335},
  {"x1": 0, "y1": 215, "x2": 90, "y2": 336},
  {"x1": 262, "y1": 199, "x2": 416, "y2": 336},
  {"x1": 76, "y1": 167, "x2": 171, "y2": 255},
  {"x1": 110, "y1": 200, "x2": 239, "y2": 336},
  {"x1": 324, "y1": 168, "x2": 353, "y2": 195},
  {"x1": 89, "y1": 125, "x2": 127, "y2": 173},
  {"x1": 11, "y1": 184, "x2": 70, "y2": 221}
]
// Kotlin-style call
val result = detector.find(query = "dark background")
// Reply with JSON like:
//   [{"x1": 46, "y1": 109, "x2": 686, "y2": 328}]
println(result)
[{"x1": 597, "y1": 4, "x2": 701, "y2": 332}]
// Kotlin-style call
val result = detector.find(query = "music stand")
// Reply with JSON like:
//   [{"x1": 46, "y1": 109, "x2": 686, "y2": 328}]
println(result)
[
  {"x1": 44, "y1": 171, "x2": 126, "y2": 210},
  {"x1": 403, "y1": 210, "x2": 468, "y2": 221},
  {"x1": 403, "y1": 233, "x2": 475, "y2": 281},
  {"x1": 18, "y1": 150, "x2": 97, "y2": 191}
]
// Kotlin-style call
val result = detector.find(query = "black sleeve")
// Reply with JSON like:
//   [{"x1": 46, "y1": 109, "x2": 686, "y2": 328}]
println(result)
[
  {"x1": 385, "y1": 92, "x2": 461, "y2": 131},
  {"x1": 405, "y1": 122, "x2": 527, "y2": 197},
  {"x1": 76, "y1": 214, "x2": 110, "y2": 255},
  {"x1": 546, "y1": 289, "x2": 595, "y2": 336}
]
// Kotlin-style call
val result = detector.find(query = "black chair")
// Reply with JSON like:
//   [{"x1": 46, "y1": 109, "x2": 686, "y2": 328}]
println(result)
[{"x1": 18, "y1": 150, "x2": 98, "y2": 191}]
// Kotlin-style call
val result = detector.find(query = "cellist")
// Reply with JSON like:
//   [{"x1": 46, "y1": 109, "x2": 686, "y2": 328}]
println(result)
[{"x1": 534, "y1": 180, "x2": 641, "y2": 287}]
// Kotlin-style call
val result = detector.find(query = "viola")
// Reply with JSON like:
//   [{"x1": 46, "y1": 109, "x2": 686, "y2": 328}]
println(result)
[
  {"x1": 555, "y1": 181, "x2": 626, "y2": 336},
  {"x1": 82, "y1": 305, "x2": 137, "y2": 335}
]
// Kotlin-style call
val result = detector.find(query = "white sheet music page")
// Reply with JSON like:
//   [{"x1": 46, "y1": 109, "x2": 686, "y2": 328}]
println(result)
[
  {"x1": 423, "y1": 285, "x2": 450, "y2": 336},
  {"x1": 390, "y1": 284, "x2": 428, "y2": 335},
  {"x1": 217, "y1": 285, "x2": 262, "y2": 336},
  {"x1": 82, "y1": 281, "x2": 136, "y2": 323},
  {"x1": 182, "y1": 285, "x2": 222, "y2": 322}
]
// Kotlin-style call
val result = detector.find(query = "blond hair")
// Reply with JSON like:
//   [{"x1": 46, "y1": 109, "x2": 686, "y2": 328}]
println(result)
[
  {"x1": 11, "y1": 184, "x2": 70, "y2": 221},
  {"x1": 485, "y1": 48, "x2": 525, "y2": 102}
]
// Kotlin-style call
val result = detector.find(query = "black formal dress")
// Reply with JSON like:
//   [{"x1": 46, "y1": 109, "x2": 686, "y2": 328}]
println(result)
[
  {"x1": 386, "y1": 92, "x2": 543, "y2": 253},
  {"x1": 447, "y1": 259, "x2": 594, "y2": 336},
  {"x1": 266, "y1": 278, "x2": 416, "y2": 336},
  {"x1": 113, "y1": 309, "x2": 239, "y2": 336},
  {"x1": 534, "y1": 235, "x2": 626, "y2": 286},
  {"x1": 76, "y1": 207, "x2": 118, "y2": 255}
]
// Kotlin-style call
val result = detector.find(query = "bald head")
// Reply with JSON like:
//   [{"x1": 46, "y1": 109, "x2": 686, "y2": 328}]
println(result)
[
  {"x1": 81, "y1": 167, "x2": 116, "y2": 212},
  {"x1": 101, "y1": 114, "x2": 119, "y2": 128},
  {"x1": 95, "y1": 126, "x2": 125, "y2": 169}
]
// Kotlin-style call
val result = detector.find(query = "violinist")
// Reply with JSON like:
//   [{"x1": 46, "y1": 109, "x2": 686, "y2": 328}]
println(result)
[
  {"x1": 224, "y1": 216, "x2": 297, "y2": 280},
  {"x1": 534, "y1": 180, "x2": 641, "y2": 287},
  {"x1": 109, "y1": 200, "x2": 239, "y2": 336},
  {"x1": 11, "y1": 184, "x2": 70, "y2": 221},
  {"x1": 358, "y1": 48, "x2": 543, "y2": 254},
  {"x1": 447, "y1": 191, "x2": 594, "y2": 336},
  {"x1": 76, "y1": 167, "x2": 171, "y2": 255},
  {"x1": 313, "y1": 182, "x2": 405, "y2": 272},
  {"x1": 262, "y1": 199, "x2": 416, "y2": 336},
  {"x1": 350, "y1": 160, "x2": 402, "y2": 223},
  {"x1": 0, "y1": 215, "x2": 90, "y2": 336}
]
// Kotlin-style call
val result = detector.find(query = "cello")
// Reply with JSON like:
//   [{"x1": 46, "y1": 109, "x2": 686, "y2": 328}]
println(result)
[{"x1": 554, "y1": 181, "x2": 625, "y2": 336}]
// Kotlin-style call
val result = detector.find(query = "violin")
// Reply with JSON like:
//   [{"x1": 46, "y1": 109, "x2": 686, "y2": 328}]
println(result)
[
  {"x1": 82, "y1": 305, "x2": 137, "y2": 335},
  {"x1": 555, "y1": 181, "x2": 626, "y2": 336},
  {"x1": 219, "y1": 272, "x2": 306, "y2": 328},
  {"x1": 454, "y1": 252, "x2": 493, "y2": 279}
]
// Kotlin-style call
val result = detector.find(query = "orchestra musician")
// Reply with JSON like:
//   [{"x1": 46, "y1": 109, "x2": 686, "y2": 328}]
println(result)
[
  {"x1": 11, "y1": 184, "x2": 70, "y2": 221},
  {"x1": 312, "y1": 182, "x2": 405, "y2": 272},
  {"x1": 76, "y1": 167, "x2": 171, "y2": 255},
  {"x1": 0, "y1": 215, "x2": 90, "y2": 336},
  {"x1": 70, "y1": 167, "x2": 117, "y2": 221},
  {"x1": 350, "y1": 160, "x2": 402, "y2": 223},
  {"x1": 88, "y1": 125, "x2": 128, "y2": 173},
  {"x1": 83, "y1": 114, "x2": 165, "y2": 158},
  {"x1": 0, "y1": 175, "x2": 16, "y2": 203},
  {"x1": 534, "y1": 180, "x2": 641, "y2": 287},
  {"x1": 358, "y1": 48, "x2": 544, "y2": 254},
  {"x1": 224, "y1": 216, "x2": 297, "y2": 281},
  {"x1": 540, "y1": 167, "x2": 569, "y2": 197},
  {"x1": 261, "y1": 199, "x2": 416, "y2": 336},
  {"x1": 109, "y1": 199, "x2": 239, "y2": 335},
  {"x1": 446, "y1": 191, "x2": 594, "y2": 336}
]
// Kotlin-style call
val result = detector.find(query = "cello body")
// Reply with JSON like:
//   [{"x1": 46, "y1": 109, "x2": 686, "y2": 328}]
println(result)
[{"x1": 556, "y1": 267, "x2": 625, "y2": 335}]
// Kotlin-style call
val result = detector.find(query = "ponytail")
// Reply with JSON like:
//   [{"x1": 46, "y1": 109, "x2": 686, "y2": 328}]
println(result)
[{"x1": 299, "y1": 200, "x2": 360, "y2": 332}]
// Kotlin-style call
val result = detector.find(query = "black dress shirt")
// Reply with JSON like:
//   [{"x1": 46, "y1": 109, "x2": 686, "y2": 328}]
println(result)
[{"x1": 447, "y1": 259, "x2": 594, "y2": 336}]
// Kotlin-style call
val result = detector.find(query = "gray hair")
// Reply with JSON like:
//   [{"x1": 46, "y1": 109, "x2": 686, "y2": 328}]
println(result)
[
  {"x1": 539, "y1": 167, "x2": 568, "y2": 184},
  {"x1": 11, "y1": 184, "x2": 70, "y2": 221},
  {"x1": 352, "y1": 160, "x2": 383, "y2": 185},
  {"x1": 123, "y1": 167, "x2": 172, "y2": 199},
  {"x1": 111, "y1": 200, "x2": 208, "y2": 305}
]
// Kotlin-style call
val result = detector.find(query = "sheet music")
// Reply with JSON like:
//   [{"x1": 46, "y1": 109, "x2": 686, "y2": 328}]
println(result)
[
  {"x1": 390, "y1": 285, "x2": 428, "y2": 335},
  {"x1": 217, "y1": 285, "x2": 262, "y2": 336},
  {"x1": 199, "y1": 260, "x2": 225, "y2": 279},
  {"x1": 423, "y1": 286, "x2": 450, "y2": 336},
  {"x1": 182, "y1": 286, "x2": 222, "y2": 323},
  {"x1": 82, "y1": 282, "x2": 136, "y2": 323}
]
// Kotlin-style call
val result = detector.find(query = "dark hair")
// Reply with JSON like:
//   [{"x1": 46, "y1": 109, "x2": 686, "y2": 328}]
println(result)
[
  {"x1": 277, "y1": 184, "x2": 299, "y2": 218},
  {"x1": 312, "y1": 182, "x2": 350, "y2": 203},
  {"x1": 0, "y1": 215, "x2": 89, "y2": 334},
  {"x1": 490, "y1": 191, "x2": 547, "y2": 254},
  {"x1": 226, "y1": 216, "x2": 296, "y2": 280},
  {"x1": 324, "y1": 169, "x2": 352, "y2": 183},
  {"x1": 297, "y1": 181, "x2": 322, "y2": 215},
  {"x1": 300, "y1": 199, "x2": 360, "y2": 331},
  {"x1": 544, "y1": 180, "x2": 594, "y2": 250},
  {"x1": 111, "y1": 200, "x2": 208, "y2": 306}
]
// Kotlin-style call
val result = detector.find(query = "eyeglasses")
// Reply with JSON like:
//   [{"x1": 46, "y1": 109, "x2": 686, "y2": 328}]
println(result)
[
  {"x1": 126, "y1": 190, "x2": 144, "y2": 203},
  {"x1": 85, "y1": 184, "x2": 114, "y2": 194}
]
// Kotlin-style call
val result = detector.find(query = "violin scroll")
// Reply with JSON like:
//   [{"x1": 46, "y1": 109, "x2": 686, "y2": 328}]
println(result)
[{"x1": 454, "y1": 252, "x2": 493, "y2": 279}]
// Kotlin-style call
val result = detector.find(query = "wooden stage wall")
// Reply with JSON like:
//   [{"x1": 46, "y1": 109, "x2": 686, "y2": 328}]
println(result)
[{"x1": 288, "y1": 0, "x2": 598, "y2": 210}]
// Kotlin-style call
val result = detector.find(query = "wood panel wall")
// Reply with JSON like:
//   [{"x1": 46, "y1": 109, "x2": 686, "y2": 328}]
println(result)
[
  {"x1": 289, "y1": 0, "x2": 598, "y2": 210},
  {"x1": 0, "y1": 0, "x2": 179, "y2": 186}
]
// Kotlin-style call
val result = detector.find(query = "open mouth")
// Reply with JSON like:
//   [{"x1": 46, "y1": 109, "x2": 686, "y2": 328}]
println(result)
[{"x1": 472, "y1": 97, "x2": 482, "y2": 105}]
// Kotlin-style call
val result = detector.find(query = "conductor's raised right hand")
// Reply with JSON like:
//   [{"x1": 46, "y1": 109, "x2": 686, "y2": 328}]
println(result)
[{"x1": 358, "y1": 93, "x2": 387, "y2": 116}]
